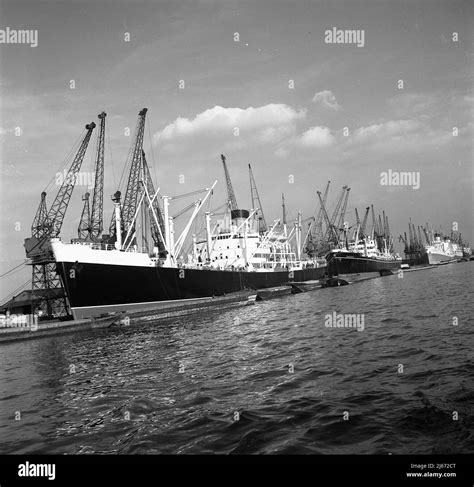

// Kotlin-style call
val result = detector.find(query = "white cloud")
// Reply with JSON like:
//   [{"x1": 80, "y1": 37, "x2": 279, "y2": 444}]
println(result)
[
  {"x1": 387, "y1": 93, "x2": 434, "y2": 118},
  {"x1": 258, "y1": 124, "x2": 297, "y2": 144},
  {"x1": 297, "y1": 126, "x2": 335, "y2": 148},
  {"x1": 346, "y1": 119, "x2": 456, "y2": 154},
  {"x1": 312, "y1": 90, "x2": 341, "y2": 110},
  {"x1": 352, "y1": 119, "x2": 421, "y2": 141},
  {"x1": 154, "y1": 104, "x2": 306, "y2": 147}
]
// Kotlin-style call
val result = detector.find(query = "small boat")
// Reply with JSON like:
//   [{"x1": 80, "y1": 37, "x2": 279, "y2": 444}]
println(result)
[
  {"x1": 290, "y1": 280, "x2": 322, "y2": 294},
  {"x1": 256, "y1": 286, "x2": 293, "y2": 301},
  {"x1": 320, "y1": 277, "x2": 349, "y2": 288}
]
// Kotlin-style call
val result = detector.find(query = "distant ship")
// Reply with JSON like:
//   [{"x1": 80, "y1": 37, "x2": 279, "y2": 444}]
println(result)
[
  {"x1": 326, "y1": 234, "x2": 402, "y2": 280},
  {"x1": 399, "y1": 220, "x2": 472, "y2": 266},
  {"x1": 425, "y1": 234, "x2": 461, "y2": 265}
]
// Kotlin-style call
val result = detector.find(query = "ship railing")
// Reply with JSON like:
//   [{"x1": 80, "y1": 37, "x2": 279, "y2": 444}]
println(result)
[
  {"x1": 180, "y1": 259, "x2": 325, "y2": 271},
  {"x1": 71, "y1": 241, "x2": 115, "y2": 251},
  {"x1": 70, "y1": 241, "x2": 150, "y2": 254}
]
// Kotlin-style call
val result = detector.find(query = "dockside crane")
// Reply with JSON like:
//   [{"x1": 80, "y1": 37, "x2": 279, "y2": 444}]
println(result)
[
  {"x1": 385, "y1": 213, "x2": 391, "y2": 240},
  {"x1": 25, "y1": 121, "x2": 96, "y2": 318},
  {"x1": 417, "y1": 226, "x2": 424, "y2": 247},
  {"x1": 317, "y1": 190, "x2": 339, "y2": 244},
  {"x1": 77, "y1": 193, "x2": 91, "y2": 239},
  {"x1": 371, "y1": 204, "x2": 377, "y2": 239},
  {"x1": 324, "y1": 185, "x2": 347, "y2": 243},
  {"x1": 109, "y1": 108, "x2": 148, "y2": 242},
  {"x1": 422, "y1": 225, "x2": 430, "y2": 244},
  {"x1": 46, "y1": 124, "x2": 96, "y2": 238},
  {"x1": 335, "y1": 187, "x2": 351, "y2": 233},
  {"x1": 248, "y1": 163, "x2": 267, "y2": 234},
  {"x1": 31, "y1": 191, "x2": 48, "y2": 239},
  {"x1": 384, "y1": 212, "x2": 393, "y2": 251},
  {"x1": 411, "y1": 219, "x2": 419, "y2": 250},
  {"x1": 315, "y1": 181, "x2": 331, "y2": 236},
  {"x1": 399, "y1": 232, "x2": 409, "y2": 254},
  {"x1": 355, "y1": 208, "x2": 361, "y2": 229},
  {"x1": 360, "y1": 207, "x2": 370, "y2": 237},
  {"x1": 407, "y1": 219, "x2": 414, "y2": 251},
  {"x1": 305, "y1": 181, "x2": 331, "y2": 256},
  {"x1": 377, "y1": 214, "x2": 384, "y2": 249},
  {"x1": 220, "y1": 154, "x2": 238, "y2": 211},
  {"x1": 89, "y1": 112, "x2": 106, "y2": 241}
]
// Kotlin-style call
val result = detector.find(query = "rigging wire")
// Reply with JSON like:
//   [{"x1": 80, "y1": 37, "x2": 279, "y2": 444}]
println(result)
[
  {"x1": 147, "y1": 119, "x2": 158, "y2": 186},
  {"x1": 43, "y1": 129, "x2": 87, "y2": 194},
  {"x1": 0, "y1": 262, "x2": 26, "y2": 279},
  {"x1": 107, "y1": 119, "x2": 117, "y2": 190},
  {"x1": 0, "y1": 278, "x2": 31, "y2": 305},
  {"x1": 117, "y1": 119, "x2": 136, "y2": 191}
]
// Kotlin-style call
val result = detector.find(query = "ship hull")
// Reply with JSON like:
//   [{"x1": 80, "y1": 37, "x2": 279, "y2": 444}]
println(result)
[
  {"x1": 326, "y1": 252, "x2": 401, "y2": 279},
  {"x1": 56, "y1": 261, "x2": 326, "y2": 319},
  {"x1": 403, "y1": 251, "x2": 429, "y2": 266},
  {"x1": 426, "y1": 252, "x2": 457, "y2": 265}
]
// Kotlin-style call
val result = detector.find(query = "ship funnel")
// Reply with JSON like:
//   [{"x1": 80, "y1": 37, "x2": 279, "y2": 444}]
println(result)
[{"x1": 231, "y1": 209, "x2": 250, "y2": 229}]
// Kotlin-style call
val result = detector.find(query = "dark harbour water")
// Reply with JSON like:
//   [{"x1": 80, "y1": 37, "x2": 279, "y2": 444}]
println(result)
[{"x1": 1, "y1": 263, "x2": 473, "y2": 455}]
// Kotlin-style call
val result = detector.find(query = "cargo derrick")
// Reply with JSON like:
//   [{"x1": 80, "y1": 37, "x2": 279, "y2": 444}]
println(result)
[
  {"x1": 24, "y1": 122, "x2": 96, "y2": 318},
  {"x1": 142, "y1": 150, "x2": 166, "y2": 256},
  {"x1": 281, "y1": 193, "x2": 288, "y2": 235}
]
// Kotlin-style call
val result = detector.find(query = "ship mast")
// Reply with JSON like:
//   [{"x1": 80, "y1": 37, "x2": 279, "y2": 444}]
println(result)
[{"x1": 281, "y1": 193, "x2": 287, "y2": 236}]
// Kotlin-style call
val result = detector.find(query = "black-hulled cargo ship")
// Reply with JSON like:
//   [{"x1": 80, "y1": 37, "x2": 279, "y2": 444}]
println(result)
[
  {"x1": 51, "y1": 203, "x2": 326, "y2": 319},
  {"x1": 24, "y1": 108, "x2": 327, "y2": 320},
  {"x1": 326, "y1": 233, "x2": 401, "y2": 280},
  {"x1": 53, "y1": 243, "x2": 325, "y2": 319},
  {"x1": 50, "y1": 150, "x2": 326, "y2": 319},
  {"x1": 326, "y1": 249, "x2": 401, "y2": 279}
]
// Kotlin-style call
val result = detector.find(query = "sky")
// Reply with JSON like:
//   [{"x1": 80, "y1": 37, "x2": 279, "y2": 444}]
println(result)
[{"x1": 0, "y1": 0, "x2": 472, "y2": 301}]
